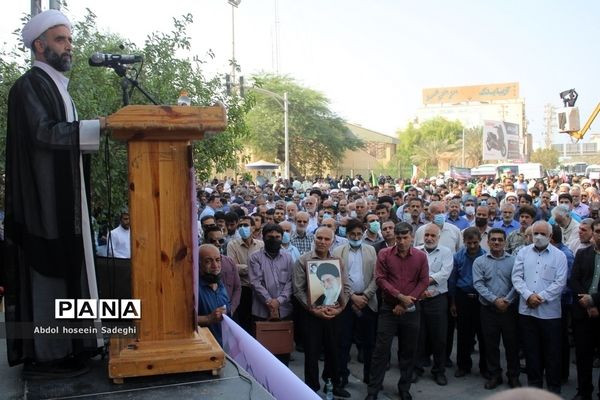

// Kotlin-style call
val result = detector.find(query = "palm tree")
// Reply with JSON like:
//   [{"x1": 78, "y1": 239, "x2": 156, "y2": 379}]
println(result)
[
  {"x1": 453, "y1": 127, "x2": 483, "y2": 167},
  {"x1": 410, "y1": 138, "x2": 458, "y2": 175}
]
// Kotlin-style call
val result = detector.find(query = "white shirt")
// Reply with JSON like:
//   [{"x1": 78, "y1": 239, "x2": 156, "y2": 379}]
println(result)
[
  {"x1": 562, "y1": 218, "x2": 580, "y2": 254},
  {"x1": 108, "y1": 225, "x2": 131, "y2": 258},
  {"x1": 416, "y1": 245, "x2": 453, "y2": 294},
  {"x1": 511, "y1": 244, "x2": 567, "y2": 319},
  {"x1": 414, "y1": 223, "x2": 462, "y2": 254}
]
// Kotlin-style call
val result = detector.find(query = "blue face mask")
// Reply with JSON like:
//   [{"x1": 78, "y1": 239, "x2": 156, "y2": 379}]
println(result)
[
  {"x1": 323, "y1": 213, "x2": 332, "y2": 220},
  {"x1": 433, "y1": 213, "x2": 446, "y2": 226},
  {"x1": 348, "y1": 238, "x2": 362, "y2": 248},
  {"x1": 369, "y1": 221, "x2": 380, "y2": 234},
  {"x1": 338, "y1": 226, "x2": 347, "y2": 237},
  {"x1": 238, "y1": 226, "x2": 251, "y2": 239},
  {"x1": 282, "y1": 231, "x2": 291, "y2": 244}
]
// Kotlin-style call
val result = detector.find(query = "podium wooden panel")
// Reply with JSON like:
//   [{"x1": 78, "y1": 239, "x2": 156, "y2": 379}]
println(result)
[{"x1": 106, "y1": 105, "x2": 227, "y2": 383}]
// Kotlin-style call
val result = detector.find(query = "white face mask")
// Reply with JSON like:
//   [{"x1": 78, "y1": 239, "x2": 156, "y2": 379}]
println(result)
[
  {"x1": 533, "y1": 233, "x2": 549, "y2": 248},
  {"x1": 464, "y1": 206, "x2": 475, "y2": 216}
]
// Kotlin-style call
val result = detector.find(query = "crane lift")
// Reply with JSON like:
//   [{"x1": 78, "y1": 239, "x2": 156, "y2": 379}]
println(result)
[{"x1": 558, "y1": 88, "x2": 600, "y2": 140}]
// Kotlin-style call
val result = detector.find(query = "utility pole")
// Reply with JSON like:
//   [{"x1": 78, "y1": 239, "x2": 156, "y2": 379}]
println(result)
[
  {"x1": 228, "y1": 0, "x2": 241, "y2": 82},
  {"x1": 543, "y1": 103, "x2": 556, "y2": 149}
]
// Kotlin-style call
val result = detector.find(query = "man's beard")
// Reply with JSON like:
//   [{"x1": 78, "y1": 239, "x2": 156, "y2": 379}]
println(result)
[
  {"x1": 323, "y1": 283, "x2": 340, "y2": 305},
  {"x1": 44, "y1": 46, "x2": 72, "y2": 72}
]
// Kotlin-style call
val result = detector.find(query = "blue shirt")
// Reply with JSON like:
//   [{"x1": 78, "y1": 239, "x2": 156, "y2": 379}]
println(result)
[
  {"x1": 198, "y1": 277, "x2": 231, "y2": 346},
  {"x1": 473, "y1": 252, "x2": 517, "y2": 306},
  {"x1": 556, "y1": 243, "x2": 575, "y2": 304},
  {"x1": 492, "y1": 219, "x2": 521, "y2": 236},
  {"x1": 446, "y1": 215, "x2": 470, "y2": 231},
  {"x1": 449, "y1": 247, "x2": 486, "y2": 295},
  {"x1": 511, "y1": 244, "x2": 567, "y2": 319}
]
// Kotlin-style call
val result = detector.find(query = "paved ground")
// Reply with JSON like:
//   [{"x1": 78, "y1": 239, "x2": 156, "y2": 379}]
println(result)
[{"x1": 1, "y1": 307, "x2": 598, "y2": 400}]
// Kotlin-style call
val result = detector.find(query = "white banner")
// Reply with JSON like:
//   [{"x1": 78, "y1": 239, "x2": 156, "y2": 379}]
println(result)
[
  {"x1": 222, "y1": 316, "x2": 320, "y2": 400},
  {"x1": 482, "y1": 120, "x2": 521, "y2": 161}
]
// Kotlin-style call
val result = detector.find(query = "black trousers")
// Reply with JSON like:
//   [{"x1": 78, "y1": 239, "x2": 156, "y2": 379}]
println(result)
[
  {"x1": 337, "y1": 302, "x2": 377, "y2": 382},
  {"x1": 234, "y1": 286, "x2": 253, "y2": 334},
  {"x1": 480, "y1": 303, "x2": 519, "y2": 378},
  {"x1": 572, "y1": 315, "x2": 600, "y2": 397},
  {"x1": 455, "y1": 289, "x2": 487, "y2": 373},
  {"x1": 416, "y1": 294, "x2": 448, "y2": 375},
  {"x1": 303, "y1": 310, "x2": 341, "y2": 392},
  {"x1": 520, "y1": 315, "x2": 562, "y2": 394},
  {"x1": 368, "y1": 304, "x2": 420, "y2": 395},
  {"x1": 560, "y1": 303, "x2": 571, "y2": 381}
]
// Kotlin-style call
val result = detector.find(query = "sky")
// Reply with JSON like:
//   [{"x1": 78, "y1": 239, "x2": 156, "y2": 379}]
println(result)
[{"x1": 2, "y1": 0, "x2": 599, "y2": 147}]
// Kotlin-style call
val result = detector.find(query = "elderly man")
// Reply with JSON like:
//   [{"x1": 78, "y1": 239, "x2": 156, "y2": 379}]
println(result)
[
  {"x1": 366, "y1": 222, "x2": 429, "y2": 400},
  {"x1": 569, "y1": 219, "x2": 600, "y2": 400},
  {"x1": 552, "y1": 204, "x2": 580, "y2": 253},
  {"x1": 198, "y1": 244, "x2": 231, "y2": 347},
  {"x1": 570, "y1": 186, "x2": 590, "y2": 219},
  {"x1": 4, "y1": 9, "x2": 105, "y2": 377},
  {"x1": 493, "y1": 203, "x2": 521, "y2": 236},
  {"x1": 415, "y1": 201, "x2": 462, "y2": 253},
  {"x1": 414, "y1": 223, "x2": 453, "y2": 386},
  {"x1": 473, "y1": 228, "x2": 521, "y2": 390},
  {"x1": 279, "y1": 220, "x2": 300, "y2": 263},
  {"x1": 333, "y1": 218, "x2": 378, "y2": 388},
  {"x1": 322, "y1": 217, "x2": 348, "y2": 250},
  {"x1": 511, "y1": 221, "x2": 568, "y2": 395},
  {"x1": 474, "y1": 205, "x2": 492, "y2": 251},
  {"x1": 573, "y1": 218, "x2": 595, "y2": 254},
  {"x1": 204, "y1": 226, "x2": 241, "y2": 314},
  {"x1": 291, "y1": 211, "x2": 314, "y2": 255},
  {"x1": 293, "y1": 227, "x2": 350, "y2": 398},
  {"x1": 248, "y1": 224, "x2": 294, "y2": 365}
]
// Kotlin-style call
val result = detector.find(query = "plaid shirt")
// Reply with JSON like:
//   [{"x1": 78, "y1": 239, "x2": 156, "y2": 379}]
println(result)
[{"x1": 291, "y1": 231, "x2": 314, "y2": 255}]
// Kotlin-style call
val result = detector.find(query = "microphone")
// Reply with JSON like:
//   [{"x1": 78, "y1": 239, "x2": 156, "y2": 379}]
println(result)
[{"x1": 89, "y1": 52, "x2": 143, "y2": 67}]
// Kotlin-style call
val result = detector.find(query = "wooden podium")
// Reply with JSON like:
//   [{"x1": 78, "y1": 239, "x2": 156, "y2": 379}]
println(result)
[{"x1": 105, "y1": 105, "x2": 227, "y2": 383}]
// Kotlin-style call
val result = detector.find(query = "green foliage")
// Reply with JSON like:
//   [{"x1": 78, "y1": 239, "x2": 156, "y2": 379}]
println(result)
[
  {"x1": 245, "y1": 74, "x2": 363, "y2": 177},
  {"x1": 396, "y1": 117, "x2": 463, "y2": 171},
  {"x1": 455, "y1": 126, "x2": 483, "y2": 167},
  {"x1": 0, "y1": 10, "x2": 251, "y2": 214},
  {"x1": 530, "y1": 147, "x2": 560, "y2": 169}
]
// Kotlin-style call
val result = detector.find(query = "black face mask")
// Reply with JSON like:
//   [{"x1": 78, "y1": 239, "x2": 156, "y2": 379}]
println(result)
[
  {"x1": 475, "y1": 217, "x2": 488, "y2": 228},
  {"x1": 202, "y1": 272, "x2": 221, "y2": 284},
  {"x1": 264, "y1": 238, "x2": 282, "y2": 255}
]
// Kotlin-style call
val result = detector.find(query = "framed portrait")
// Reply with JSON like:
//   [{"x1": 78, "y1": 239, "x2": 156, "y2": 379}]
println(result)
[{"x1": 306, "y1": 259, "x2": 342, "y2": 308}]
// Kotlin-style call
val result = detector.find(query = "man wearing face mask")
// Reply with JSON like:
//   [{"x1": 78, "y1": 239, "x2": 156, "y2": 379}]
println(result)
[
  {"x1": 333, "y1": 218, "x2": 378, "y2": 388},
  {"x1": 363, "y1": 213, "x2": 383, "y2": 246},
  {"x1": 322, "y1": 217, "x2": 348, "y2": 250},
  {"x1": 227, "y1": 215, "x2": 264, "y2": 333},
  {"x1": 463, "y1": 198, "x2": 477, "y2": 226},
  {"x1": 473, "y1": 205, "x2": 492, "y2": 251},
  {"x1": 248, "y1": 224, "x2": 294, "y2": 365},
  {"x1": 279, "y1": 221, "x2": 300, "y2": 263},
  {"x1": 511, "y1": 221, "x2": 568, "y2": 395},
  {"x1": 204, "y1": 226, "x2": 241, "y2": 315},
  {"x1": 415, "y1": 201, "x2": 462, "y2": 253}
]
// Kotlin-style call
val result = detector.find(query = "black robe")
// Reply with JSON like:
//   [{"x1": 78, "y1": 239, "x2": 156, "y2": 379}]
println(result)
[{"x1": 3, "y1": 66, "x2": 96, "y2": 365}]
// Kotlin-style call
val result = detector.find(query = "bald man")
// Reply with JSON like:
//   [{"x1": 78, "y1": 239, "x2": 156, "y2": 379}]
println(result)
[{"x1": 198, "y1": 244, "x2": 230, "y2": 346}]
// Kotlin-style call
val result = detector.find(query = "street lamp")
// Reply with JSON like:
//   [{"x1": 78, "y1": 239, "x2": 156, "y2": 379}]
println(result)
[
  {"x1": 228, "y1": 0, "x2": 241, "y2": 81},
  {"x1": 248, "y1": 87, "x2": 289, "y2": 180}
]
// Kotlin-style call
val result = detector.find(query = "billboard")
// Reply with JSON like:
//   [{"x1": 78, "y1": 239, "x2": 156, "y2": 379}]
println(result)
[
  {"x1": 483, "y1": 120, "x2": 521, "y2": 161},
  {"x1": 422, "y1": 82, "x2": 519, "y2": 105}
]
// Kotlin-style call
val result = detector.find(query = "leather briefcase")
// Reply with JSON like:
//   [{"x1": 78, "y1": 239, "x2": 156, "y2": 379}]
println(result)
[{"x1": 254, "y1": 320, "x2": 294, "y2": 355}]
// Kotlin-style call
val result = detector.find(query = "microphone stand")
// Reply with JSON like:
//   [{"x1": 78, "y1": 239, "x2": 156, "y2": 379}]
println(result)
[{"x1": 110, "y1": 63, "x2": 159, "y2": 106}]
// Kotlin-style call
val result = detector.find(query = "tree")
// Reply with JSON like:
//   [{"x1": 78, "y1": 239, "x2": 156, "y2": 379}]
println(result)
[
  {"x1": 0, "y1": 10, "x2": 252, "y2": 217},
  {"x1": 453, "y1": 126, "x2": 483, "y2": 167},
  {"x1": 245, "y1": 74, "x2": 363, "y2": 177},
  {"x1": 396, "y1": 117, "x2": 463, "y2": 173},
  {"x1": 530, "y1": 148, "x2": 560, "y2": 169}
]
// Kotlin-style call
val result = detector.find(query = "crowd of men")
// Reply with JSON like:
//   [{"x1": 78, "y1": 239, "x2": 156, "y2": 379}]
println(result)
[{"x1": 195, "y1": 172, "x2": 600, "y2": 400}]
